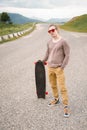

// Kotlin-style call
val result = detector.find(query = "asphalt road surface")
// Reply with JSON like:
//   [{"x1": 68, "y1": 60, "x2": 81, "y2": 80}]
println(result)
[{"x1": 0, "y1": 24, "x2": 87, "y2": 130}]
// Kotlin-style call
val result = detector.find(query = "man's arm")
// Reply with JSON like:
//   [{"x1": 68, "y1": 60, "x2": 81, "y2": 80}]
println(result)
[
  {"x1": 61, "y1": 40, "x2": 70, "y2": 69},
  {"x1": 42, "y1": 44, "x2": 49, "y2": 63}
]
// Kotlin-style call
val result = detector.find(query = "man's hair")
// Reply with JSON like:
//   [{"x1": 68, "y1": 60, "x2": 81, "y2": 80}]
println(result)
[{"x1": 48, "y1": 24, "x2": 59, "y2": 33}]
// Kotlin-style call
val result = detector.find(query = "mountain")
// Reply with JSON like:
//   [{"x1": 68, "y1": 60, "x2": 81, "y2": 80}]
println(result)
[
  {"x1": 8, "y1": 13, "x2": 42, "y2": 24},
  {"x1": 60, "y1": 14, "x2": 87, "y2": 32},
  {"x1": 31, "y1": 16, "x2": 46, "y2": 22},
  {"x1": 46, "y1": 18, "x2": 70, "y2": 24},
  {"x1": 0, "y1": 12, "x2": 71, "y2": 24}
]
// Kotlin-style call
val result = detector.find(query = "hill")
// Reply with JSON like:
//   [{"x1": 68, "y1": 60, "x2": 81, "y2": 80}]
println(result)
[
  {"x1": 8, "y1": 13, "x2": 42, "y2": 24},
  {"x1": 60, "y1": 14, "x2": 87, "y2": 32}
]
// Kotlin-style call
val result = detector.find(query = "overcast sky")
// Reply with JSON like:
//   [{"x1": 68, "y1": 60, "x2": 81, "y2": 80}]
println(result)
[{"x1": 0, "y1": 0, "x2": 87, "y2": 19}]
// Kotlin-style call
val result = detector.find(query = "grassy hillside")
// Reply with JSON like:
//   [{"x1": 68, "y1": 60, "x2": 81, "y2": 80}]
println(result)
[
  {"x1": 0, "y1": 23, "x2": 34, "y2": 36},
  {"x1": 60, "y1": 14, "x2": 87, "y2": 32}
]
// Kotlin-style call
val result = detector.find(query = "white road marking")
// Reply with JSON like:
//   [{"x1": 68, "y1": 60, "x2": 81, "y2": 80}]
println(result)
[
  {"x1": 79, "y1": 34, "x2": 87, "y2": 37},
  {"x1": 71, "y1": 33, "x2": 80, "y2": 38},
  {"x1": 36, "y1": 24, "x2": 44, "y2": 30},
  {"x1": 23, "y1": 34, "x2": 32, "y2": 39},
  {"x1": 71, "y1": 33, "x2": 87, "y2": 38}
]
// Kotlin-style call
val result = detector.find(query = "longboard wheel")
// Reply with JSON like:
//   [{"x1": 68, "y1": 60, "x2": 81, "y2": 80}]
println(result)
[
  {"x1": 44, "y1": 62, "x2": 47, "y2": 65},
  {"x1": 45, "y1": 91, "x2": 48, "y2": 95}
]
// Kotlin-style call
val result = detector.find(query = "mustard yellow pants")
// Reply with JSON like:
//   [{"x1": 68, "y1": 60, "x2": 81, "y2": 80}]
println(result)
[{"x1": 48, "y1": 67, "x2": 68, "y2": 105}]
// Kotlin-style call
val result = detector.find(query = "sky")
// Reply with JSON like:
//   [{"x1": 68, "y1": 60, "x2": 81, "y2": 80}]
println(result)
[{"x1": 0, "y1": 0, "x2": 87, "y2": 20}]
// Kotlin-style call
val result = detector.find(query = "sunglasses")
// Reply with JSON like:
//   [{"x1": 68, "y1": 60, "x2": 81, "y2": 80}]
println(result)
[{"x1": 48, "y1": 29, "x2": 56, "y2": 33}]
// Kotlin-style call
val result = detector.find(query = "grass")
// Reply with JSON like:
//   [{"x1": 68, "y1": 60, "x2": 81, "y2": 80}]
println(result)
[
  {"x1": 0, "y1": 22, "x2": 36, "y2": 44},
  {"x1": 60, "y1": 14, "x2": 87, "y2": 32},
  {"x1": 0, "y1": 22, "x2": 35, "y2": 36}
]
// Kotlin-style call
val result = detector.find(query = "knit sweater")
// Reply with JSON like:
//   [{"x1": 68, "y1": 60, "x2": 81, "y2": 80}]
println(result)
[{"x1": 43, "y1": 38, "x2": 70, "y2": 69}]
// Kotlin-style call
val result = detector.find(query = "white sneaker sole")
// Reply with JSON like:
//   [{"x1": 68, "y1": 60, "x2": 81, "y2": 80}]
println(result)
[{"x1": 64, "y1": 114, "x2": 70, "y2": 118}]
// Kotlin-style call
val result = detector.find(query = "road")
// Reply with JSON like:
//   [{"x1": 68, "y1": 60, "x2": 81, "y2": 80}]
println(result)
[{"x1": 0, "y1": 24, "x2": 87, "y2": 130}]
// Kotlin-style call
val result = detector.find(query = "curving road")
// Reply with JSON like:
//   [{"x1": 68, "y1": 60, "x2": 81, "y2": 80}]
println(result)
[{"x1": 0, "y1": 24, "x2": 87, "y2": 130}]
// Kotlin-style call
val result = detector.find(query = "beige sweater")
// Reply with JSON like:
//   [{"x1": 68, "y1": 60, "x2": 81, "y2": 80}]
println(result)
[{"x1": 43, "y1": 38, "x2": 70, "y2": 69}]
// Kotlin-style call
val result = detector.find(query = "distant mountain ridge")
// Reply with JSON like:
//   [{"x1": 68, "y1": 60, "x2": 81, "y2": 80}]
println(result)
[
  {"x1": 7, "y1": 13, "x2": 70, "y2": 24},
  {"x1": 8, "y1": 13, "x2": 42, "y2": 24},
  {"x1": 46, "y1": 18, "x2": 70, "y2": 23}
]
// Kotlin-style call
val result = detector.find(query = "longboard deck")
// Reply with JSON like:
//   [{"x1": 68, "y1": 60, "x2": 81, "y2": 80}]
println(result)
[{"x1": 35, "y1": 60, "x2": 46, "y2": 99}]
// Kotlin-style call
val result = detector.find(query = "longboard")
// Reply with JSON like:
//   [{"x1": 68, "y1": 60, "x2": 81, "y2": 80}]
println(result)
[{"x1": 35, "y1": 60, "x2": 46, "y2": 99}]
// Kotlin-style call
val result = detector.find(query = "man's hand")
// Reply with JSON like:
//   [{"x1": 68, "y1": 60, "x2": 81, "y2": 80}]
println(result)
[{"x1": 34, "y1": 61, "x2": 47, "y2": 65}]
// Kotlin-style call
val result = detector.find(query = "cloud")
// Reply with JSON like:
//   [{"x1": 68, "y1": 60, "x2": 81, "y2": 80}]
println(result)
[
  {"x1": 0, "y1": 6, "x2": 87, "y2": 20},
  {"x1": 0, "y1": 0, "x2": 87, "y2": 8},
  {"x1": 0, "y1": 0, "x2": 87, "y2": 20}
]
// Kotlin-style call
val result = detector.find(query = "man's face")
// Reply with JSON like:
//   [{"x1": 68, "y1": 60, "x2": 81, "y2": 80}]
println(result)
[{"x1": 48, "y1": 26, "x2": 58, "y2": 38}]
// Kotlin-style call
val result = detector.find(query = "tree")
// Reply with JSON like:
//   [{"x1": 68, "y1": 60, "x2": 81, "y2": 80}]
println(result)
[{"x1": 1, "y1": 12, "x2": 11, "y2": 23}]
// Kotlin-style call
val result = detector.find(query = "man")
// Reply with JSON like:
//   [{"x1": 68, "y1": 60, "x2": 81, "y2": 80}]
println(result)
[{"x1": 42, "y1": 24, "x2": 70, "y2": 117}]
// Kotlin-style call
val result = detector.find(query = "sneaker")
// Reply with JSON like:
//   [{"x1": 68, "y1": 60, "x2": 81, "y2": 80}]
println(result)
[
  {"x1": 48, "y1": 98, "x2": 60, "y2": 106},
  {"x1": 64, "y1": 106, "x2": 70, "y2": 118}
]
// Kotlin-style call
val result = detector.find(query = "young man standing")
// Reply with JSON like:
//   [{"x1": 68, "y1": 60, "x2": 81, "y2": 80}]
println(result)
[{"x1": 43, "y1": 24, "x2": 70, "y2": 117}]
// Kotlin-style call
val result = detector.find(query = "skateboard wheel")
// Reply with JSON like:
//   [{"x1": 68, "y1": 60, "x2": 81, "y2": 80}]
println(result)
[
  {"x1": 45, "y1": 91, "x2": 48, "y2": 95},
  {"x1": 44, "y1": 62, "x2": 47, "y2": 65}
]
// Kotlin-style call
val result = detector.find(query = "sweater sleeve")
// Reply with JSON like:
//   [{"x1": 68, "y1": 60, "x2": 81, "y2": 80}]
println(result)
[
  {"x1": 42, "y1": 44, "x2": 49, "y2": 62},
  {"x1": 61, "y1": 40, "x2": 70, "y2": 69}
]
